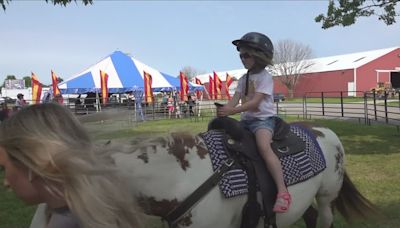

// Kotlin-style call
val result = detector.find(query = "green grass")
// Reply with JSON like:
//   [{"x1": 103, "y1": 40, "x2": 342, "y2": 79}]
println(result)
[
  {"x1": 85, "y1": 117, "x2": 213, "y2": 140},
  {"x1": 305, "y1": 119, "x2": 400, "y2": 227},
  {"x1": 387, "y1": 101, "x2": 400, "y2": 107},
  {"x1": 1, "y1": 117, "x2": 399, "y2": 227},
  {"x1": 0, "y1": 172, "x2": 36, "y2": 228}
]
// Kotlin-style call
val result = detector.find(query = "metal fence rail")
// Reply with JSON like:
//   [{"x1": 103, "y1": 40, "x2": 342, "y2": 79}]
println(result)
[
  {"x1": 281, "y1": 91, "x2": 400, "y2": 127},
  {"x1": 63, "y1": 91, "x2": 399, "y2": 128},
  {"x1": 6, "y1": 91, "x2": 397, "y2": 129}
]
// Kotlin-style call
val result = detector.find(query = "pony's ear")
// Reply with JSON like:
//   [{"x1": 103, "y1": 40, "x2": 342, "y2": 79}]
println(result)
[{"x1": 208, "y1": 117, "x2": 245, "y2": 141}]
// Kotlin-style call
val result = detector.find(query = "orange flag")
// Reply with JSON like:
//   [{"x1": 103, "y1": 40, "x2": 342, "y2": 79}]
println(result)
[
  {"x1": 225, "y1": 73, "x2": 233, "y2": 99},
  {"x1": 213, "y1": 71, "x2": 222, "y2": 100},
  {"x1": 208, "y1": 75, "x2": 214, "y2": 100},
  {"x1": 179, "y1": 71, "x2": 189, "y2": 101},
  {"x1": 51, "y1": 70, "x2": 63, "y2": 104},
  {"x1": 31, "y1": 72, "x2": 42, "y2": 104},
  {"x1": 51, "y1": 70, "x2": 62, "y2": 96},
  {"x1": 144, "y1": 71, "x2": 154, "y2": 103},
  {"x1": 100, "y1": 70, "x2": 109, "y2": 105},
  {"x1": 195, "y1": 77, "x2": 202, "y2": 99}
]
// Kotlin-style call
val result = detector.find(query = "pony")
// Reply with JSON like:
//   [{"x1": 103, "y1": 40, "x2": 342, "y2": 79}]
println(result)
[{"x1": 30, "y1": 116, "x2": 377, "y2": 228}]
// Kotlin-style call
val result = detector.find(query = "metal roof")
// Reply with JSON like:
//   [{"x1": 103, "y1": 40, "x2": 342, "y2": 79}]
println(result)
[
  {"x1": 304, "y1": 46, "x2": 398, "y2": 73},
  {"x1": 195, "y1": 47, "x2": 399, "y2": 83}
]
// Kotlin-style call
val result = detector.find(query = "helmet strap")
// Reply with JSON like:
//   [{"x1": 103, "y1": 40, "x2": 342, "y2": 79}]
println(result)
[
  {"x1": 249, "y1": 65, "x2": 264, "y2": 74},
  {"x1": 245, "y1": 66, "x2": 264, "y2": 96},
  {"x1": 245, "y1": 71, "x2": 249, "y2": 96}
]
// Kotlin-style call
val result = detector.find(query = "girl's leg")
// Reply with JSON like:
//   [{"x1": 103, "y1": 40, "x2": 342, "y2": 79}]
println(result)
[{"x1": 255, "y1": 128, "x2": 291, "y2": 212}]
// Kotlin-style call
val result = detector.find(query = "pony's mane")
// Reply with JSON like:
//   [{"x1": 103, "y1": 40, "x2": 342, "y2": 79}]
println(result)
[{"x1": 208, "y1": 117, "x2": 245, "y2": 141}]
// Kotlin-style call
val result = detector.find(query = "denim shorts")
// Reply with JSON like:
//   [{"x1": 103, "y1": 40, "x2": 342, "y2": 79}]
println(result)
[{"x1": 240, "y1": 116, "x2": 276, "y2": 135}]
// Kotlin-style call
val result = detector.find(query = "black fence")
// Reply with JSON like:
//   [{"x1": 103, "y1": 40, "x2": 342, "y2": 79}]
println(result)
[
  {"x1": 4, "y1": 91, "x2": 399, "y2": 129},
  {"x1": 276, "y1": 91, "x2": 400, "y2": 127},
  {"x1": 61, "y1": 91, "x2": 400, "y2": 128}
]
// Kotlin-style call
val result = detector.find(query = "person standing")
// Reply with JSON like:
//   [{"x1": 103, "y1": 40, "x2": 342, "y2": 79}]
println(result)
[
  {"x1": 15, "y1": 93, "x2": 28, "y2": 111},
  {"x1": 216, "y1": 32, "x2": 291, "y2": 213},
  {"x1": 187, "y1": 95, "x2": 195, "y2": 116}
]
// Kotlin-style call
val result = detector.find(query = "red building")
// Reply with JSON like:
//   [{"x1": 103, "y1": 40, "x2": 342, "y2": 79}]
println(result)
[
  {"x1": 196, "y1": 47, "x2": 400, "y2": 98},
  {"x1": 274, "y1": 47, "x2": 400, "y2": 97}
]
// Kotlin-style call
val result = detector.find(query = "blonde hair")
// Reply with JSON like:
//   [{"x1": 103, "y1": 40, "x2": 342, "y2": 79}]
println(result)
[
  {"x1": 0, "y1": 103, "x2": 142, "y2": 228},
  {"x1": 240, "y1": 46, "x2": 273, "y2": 68}
]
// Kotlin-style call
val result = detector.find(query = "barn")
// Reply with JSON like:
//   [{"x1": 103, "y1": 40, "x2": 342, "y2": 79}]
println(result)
[{"x1": 195, "y1": 47, "x2": 400, "y2": 98}]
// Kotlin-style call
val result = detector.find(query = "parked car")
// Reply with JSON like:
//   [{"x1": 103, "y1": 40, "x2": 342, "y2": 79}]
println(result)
[{"x1": 273, "y1": 93, "x2": 285, "y2": 102}]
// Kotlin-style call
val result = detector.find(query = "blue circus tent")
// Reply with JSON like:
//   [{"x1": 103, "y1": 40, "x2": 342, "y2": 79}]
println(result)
[{"x1": 59, "y1": 51, "x2": 203, "y2": 94}]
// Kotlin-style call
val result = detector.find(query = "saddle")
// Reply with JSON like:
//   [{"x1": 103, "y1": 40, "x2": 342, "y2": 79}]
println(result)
[
  {"x1": 208, "y1": 116, "x2": 306, "y2": 228},
  {"x1": 271, "y1": 117, "x2": 305, "y2": 157},
  {"x1": 208, "y1": 116, "x2": 305, "y2": 157}
]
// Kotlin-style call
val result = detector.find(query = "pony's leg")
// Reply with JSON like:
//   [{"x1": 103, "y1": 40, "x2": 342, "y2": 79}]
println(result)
[
  {"x1": 315, "y1": 127, "x2": 345, "y2": 228},
  {"x1": 316, "y1": 195, "x2": 335, "y2": 228},
  {"x1": 276, "y1": 176, "x2": 322, "y2": 228},
  {"x1": 189, "y1": 188, "x2": 247, "y2": 228},
  {"x1": 302, "y1": 205, "x2": 318, "y2": 228}
]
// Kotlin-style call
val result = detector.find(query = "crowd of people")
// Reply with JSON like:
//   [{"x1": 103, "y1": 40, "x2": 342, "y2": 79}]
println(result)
[
  {"x1": 0, "y1": 93, "x2": 28, "y2": 123},
  {"x1": 0, "y1": 92, "x2": 66, "y2": 123},
  {"x1": 161, "y1": 92, "x2": 197, "y2": 119}
]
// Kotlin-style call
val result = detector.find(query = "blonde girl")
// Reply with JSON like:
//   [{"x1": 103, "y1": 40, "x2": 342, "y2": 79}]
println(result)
[
  {"x1": 0, "y1": 103, "x2": 142, "y2": 228},
  {"x1": 217, "y1": 32, "x2": 291, "y2": 213}
]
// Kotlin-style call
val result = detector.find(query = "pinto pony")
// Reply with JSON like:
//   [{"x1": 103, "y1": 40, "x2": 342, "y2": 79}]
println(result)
[{"x1": 30, "y1": 116, "x2": 378, "y2": 228}]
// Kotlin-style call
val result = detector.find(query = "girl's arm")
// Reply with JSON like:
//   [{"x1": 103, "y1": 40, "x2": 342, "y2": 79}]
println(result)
[
  {"x1": 217, "y1": 92, "x2": 267, "y2": 116},
  {"x1": 216, "y1": 92, "x2": 240, "y2": 117},
  {"x1": 225, "y1": 92, "x2": 240, "y2": 108}
]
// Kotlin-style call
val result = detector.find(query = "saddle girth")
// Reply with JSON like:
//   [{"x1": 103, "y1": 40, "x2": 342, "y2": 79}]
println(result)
[{"x1": 223, "y1": 134, "x2": 277, "y2": 228}]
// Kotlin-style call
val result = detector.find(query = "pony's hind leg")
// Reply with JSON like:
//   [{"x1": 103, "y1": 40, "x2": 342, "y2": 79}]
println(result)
[
  {"x1": 302, "y1": 205, "x2": 318, "y2": 228},
  {"x1": 316, "y1": 194, "x2": 335, "y2": 228}
]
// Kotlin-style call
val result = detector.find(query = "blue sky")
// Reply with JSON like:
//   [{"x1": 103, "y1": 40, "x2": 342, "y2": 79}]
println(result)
[{"x1": 1, "y1": 1, "x2": 399, "y2": 84}]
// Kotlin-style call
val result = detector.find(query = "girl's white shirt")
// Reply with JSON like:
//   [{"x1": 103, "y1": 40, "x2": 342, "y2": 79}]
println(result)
[{"x1": 235, "y1": 69, "x2": 276, "y2": 120}]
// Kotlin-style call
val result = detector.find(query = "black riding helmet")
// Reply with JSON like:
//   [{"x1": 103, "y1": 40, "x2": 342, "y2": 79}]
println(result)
[
  {"x1": 232, "y1": 32, "x2": 274, "y2": 59},
  {"x1": 17, "y1": 93, "x2": 24, "y2": 99},
  {"x1": 233, "y1": 32, "x2": 274, "y2": 96}
]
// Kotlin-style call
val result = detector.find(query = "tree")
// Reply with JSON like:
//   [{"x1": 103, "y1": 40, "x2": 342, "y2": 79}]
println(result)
[
  {"x1": 23, "y1": 76, "x2": 31, "y2": 88},
  {"x1": 315, "y1": 0, "x2": 399, "y2": 29},
  {"x1": 269, "y1": 40, "x2": 314, "y2": 98},
  {"x1": 180, "y1": 66, "x2": 204, "y2": 80},
  {"x1": 1, "y1": 0, "x2": 93, "y2": 10},
  {"x1": 2, "y1": 75, "x2": 16, "y2": 87},
  {"x1": 4, "y1": 75, "x2": 16, "y2": 80},
  {"x1": 49, "y1": 77, "x2": 63, "y2": 87}
]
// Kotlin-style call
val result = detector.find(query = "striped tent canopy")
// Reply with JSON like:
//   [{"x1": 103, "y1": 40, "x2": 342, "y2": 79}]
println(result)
[{"x1": 59, "y1": 51, "x2": 203, "y2": 94}]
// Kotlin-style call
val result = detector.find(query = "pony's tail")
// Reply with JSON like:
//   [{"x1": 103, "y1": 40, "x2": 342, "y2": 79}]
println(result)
[{"x1": 333, "y1": 171, "x2": 381, "y2": 222}]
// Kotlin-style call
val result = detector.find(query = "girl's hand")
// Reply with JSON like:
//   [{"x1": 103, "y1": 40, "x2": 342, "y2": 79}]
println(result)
[{"x1": 217, "y1": 106, "x2": 234, "y2": 117}]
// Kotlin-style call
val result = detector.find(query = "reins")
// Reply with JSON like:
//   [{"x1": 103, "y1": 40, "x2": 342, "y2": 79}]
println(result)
[{"x1": 162, "y1": 158, "x2": 235, "y2": 228}]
